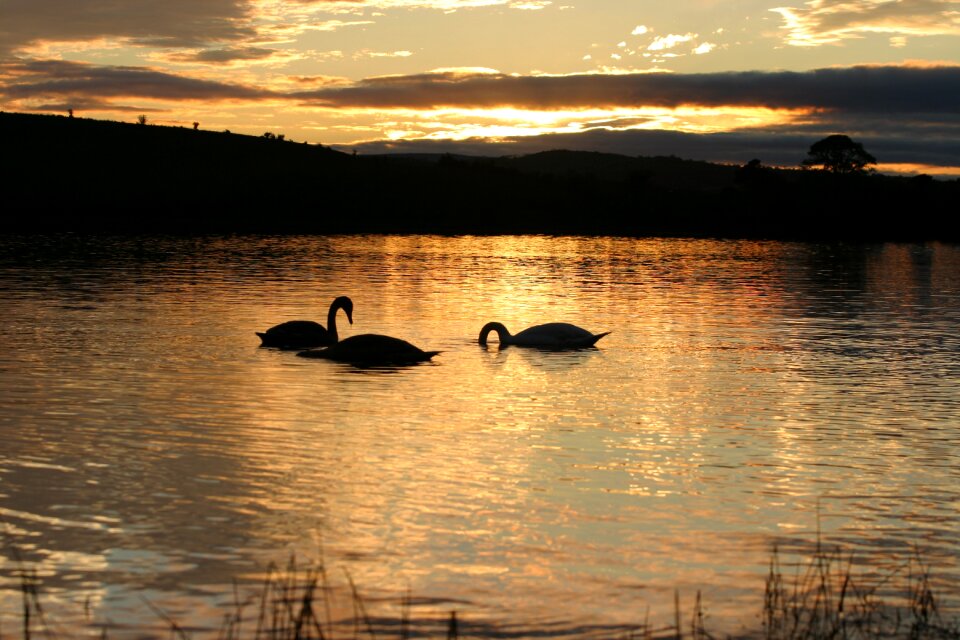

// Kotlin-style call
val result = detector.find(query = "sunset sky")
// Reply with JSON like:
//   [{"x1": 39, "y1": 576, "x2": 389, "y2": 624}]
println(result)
[{"x1": 2, "y1": 0, "x2": 959, "y2": 173}]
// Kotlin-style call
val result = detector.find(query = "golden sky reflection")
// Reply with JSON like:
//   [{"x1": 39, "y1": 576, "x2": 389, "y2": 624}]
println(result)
[{"x1": 1, "y1": 236, "x2": 959, "y2": 633}]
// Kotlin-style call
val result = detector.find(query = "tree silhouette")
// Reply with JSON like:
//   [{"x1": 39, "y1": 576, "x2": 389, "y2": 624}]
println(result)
[
  {"x1": 802, "y1": 135, "x2": 876, "y2": 174},
  {"x1": 137, "y1": 114, "x2": 148, "y2": 125},
  {"x1": 736, "y1": 158, "x2": 765, "y2": 181}
]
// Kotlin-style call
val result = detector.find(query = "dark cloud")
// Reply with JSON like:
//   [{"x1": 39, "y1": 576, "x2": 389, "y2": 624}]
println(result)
[
  {"x1": 173, "y1": 46, "x2": 278, "y2": 64},
  {"x1": 23, "y1": 98, "x2": 160, "y2": 113},
  {"x1": 814, "y1": 0, "x2": 955, "y2": 32},
  {"x1": 304, "y1": 64, "x2": 960, "y2": 171},
  {"x1": 773, "y1": 0, "x2": 960, "y2": 45},
  {"x1": 2, "y1": 57, "x2": 955, "y2": 172},
  {"x1": 0, "y1": 59, "x2": 276, "y2": 104},
  {"x1": 754, "y1": 113, "x2": 960, "y2": 141},
  {"x1": 0, "y1": 0, "x2": 255, "y2": 54},
  {"x1": 294, "y1": 65, "x2": 960, "y2": 113},
  {"x1": 342, "y1": 127, "x2": 960, "y2": 171}
]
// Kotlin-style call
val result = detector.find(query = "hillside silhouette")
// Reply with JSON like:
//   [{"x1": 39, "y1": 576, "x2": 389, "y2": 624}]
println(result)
[{"x1": 2, "y1": 112, "x2": 957, "y2": 240}]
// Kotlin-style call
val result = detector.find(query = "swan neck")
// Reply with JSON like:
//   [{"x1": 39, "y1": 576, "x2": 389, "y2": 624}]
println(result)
[
  {"x1": 327, "y1": 301, "x2": 342, "y2": 341},
  {"x1": 327, "y1": 297, "x2": 354, "y2": 342},
  {"x1": 479, "y1": 322, "x2": 511, "y2": 346},
  {"x1": 327, "y1": 305, "x2": 338, "y2": 341}
]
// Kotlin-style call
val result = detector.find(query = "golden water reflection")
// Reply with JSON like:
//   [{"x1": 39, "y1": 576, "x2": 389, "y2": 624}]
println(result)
[{"x1": 0, "y1": 236, "x2": 958, "y2": 636}]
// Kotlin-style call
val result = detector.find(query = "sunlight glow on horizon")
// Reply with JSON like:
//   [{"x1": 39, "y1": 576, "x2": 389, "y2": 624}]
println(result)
[{"x1": 323, "y1": 105, "x2": 811, "y2": 144}]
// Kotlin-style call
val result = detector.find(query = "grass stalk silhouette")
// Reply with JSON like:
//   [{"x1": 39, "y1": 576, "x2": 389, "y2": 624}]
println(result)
[
  {"x1": 761, "y1": 544, "x2": 956, "y2": 640},
  {"x1": 4, "y1": 546, "x2": 958, "y2": 640}
]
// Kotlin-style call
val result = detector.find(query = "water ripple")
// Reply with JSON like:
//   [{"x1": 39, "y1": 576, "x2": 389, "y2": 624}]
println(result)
[{"x1": 0, "y1": 236, "x2": 958, "y2": 635}]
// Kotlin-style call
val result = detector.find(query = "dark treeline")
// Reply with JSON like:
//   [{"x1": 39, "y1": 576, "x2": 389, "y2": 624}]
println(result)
[{"x1": 3, "y1": 112, "x2": 958, "y2": 240}]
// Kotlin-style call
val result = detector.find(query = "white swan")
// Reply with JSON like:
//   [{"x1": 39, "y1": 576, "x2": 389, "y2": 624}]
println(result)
[
  {"x1": 298, "y1": 334, "x2": 439, "y2": 366},
  {"x1": 478, "y1": 322, "x2": 609, "y2": 349},
  {"x1": 257, "y1": 296, "x2": 353, "y2": 349}
]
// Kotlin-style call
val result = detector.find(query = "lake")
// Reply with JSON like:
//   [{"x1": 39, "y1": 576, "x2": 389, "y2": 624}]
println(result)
[{"x1": 1, "y1": 235, "x2": 958, "y2": 638}]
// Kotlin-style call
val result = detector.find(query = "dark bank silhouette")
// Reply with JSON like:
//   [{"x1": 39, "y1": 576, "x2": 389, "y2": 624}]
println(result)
[
  {"x1": 257, "y1": 295, "x2": 354, "y2": 349},
  {"x1": 2, "y1": 112, "x2": 958, "y2": 240},
  {"x1": 296, "y1": 334, "x2": 440, "y2": 366},
  {"x1": 478, "y1": 321, "x2": 610, "y2": 349}
]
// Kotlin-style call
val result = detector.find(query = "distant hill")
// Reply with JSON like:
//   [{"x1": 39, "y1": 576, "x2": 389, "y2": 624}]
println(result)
[
  {"x1": 371, "y1": 150, "x2": 738, "y2": 190},
  {"x1": 3, "y1": 112, "x2": 957, "y2": 240},
  {"x1": 493, "y1": 150, "x2": 739, "y2": 191}
]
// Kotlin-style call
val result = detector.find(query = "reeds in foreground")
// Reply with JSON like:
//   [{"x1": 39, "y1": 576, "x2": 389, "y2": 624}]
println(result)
[
  {"x1": 763, "y1": 544, "x2": 957, "y2": 640},
  {"x1": 7, "y1": 546, "x2": 959, "y2": 640}
]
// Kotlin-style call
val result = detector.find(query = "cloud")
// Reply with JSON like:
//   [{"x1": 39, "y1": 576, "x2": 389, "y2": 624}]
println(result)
[
  {"x1": 170, "y1": 46, "x2": 279, "y2": 64},
  {"x1": 0, "y1": 0, "x2": 531, "y2": 55},
  {"x1": 342, "y1": 126, "x2": 960, "y2": 171},
  {"x1": 0, "y1": 0, "x2": 256, "y2": 54},
  {"x1": 15, "y1": 97, "x2": 160, "y2": 113},
  {"x1": 0, "y1": 59, "x2": 275, "y2": 108},
  {"x1": 307, "y1": 19, "x2": 376, "y2": 31},
  {"x1": 771, "y1": 0, "x2": 960, "y2": 47},
  {"x1": 289, "y1": 73, "x2": 351, "y2": 87},
  {"x1": 355, "y1": 49, "x2": 414, "y2": 58},
  {"x1": 296, "y1": 0, "x2": 510, "y2": 8},
  {"x1": 292, "y1": 64, "x2": 960, "y2": 168},
  {"x1": 509, "y1": 0, "x2": 552, "y2": 8},
  {"x1": 3, "y1": 58, "x2": 957, "y2": 172},
  {"x1": 291, "y1": 64, "x2": 960, "y2": 113},
  {"x1": 692, "y1": 42, "x2": 716, "y2": 55},
  {"x1": 631, "y1": 25, "x2": 649, "y2": 35},
  {"x1": 647, "y1": 33, "x2": 697, "y2": 51}
]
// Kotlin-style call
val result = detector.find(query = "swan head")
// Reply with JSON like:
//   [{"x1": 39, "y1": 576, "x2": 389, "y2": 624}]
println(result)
[
  {"x1": 333, "y1": 296, "x2": 354, "y2": 325},
  {"x1": 478, "y1": 322, "x2": 511, "y2": 346}
]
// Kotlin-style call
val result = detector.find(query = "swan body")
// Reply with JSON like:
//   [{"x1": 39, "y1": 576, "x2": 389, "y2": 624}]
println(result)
[
  {"x1": 257, "y1": 296, "x2": 353, "y2": 349},
  {"x1": 479, "y1": 322, "x2": 609, "y2": 349},
  {"x1": 297, "y1": 334, "x2": 439, "y2": 366}
]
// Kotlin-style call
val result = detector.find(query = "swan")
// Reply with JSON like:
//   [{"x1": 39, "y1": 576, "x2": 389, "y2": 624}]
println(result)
[
  {"x1": 478, "y1": 322, "x2": 609, "y2": 349},
  {"x1": 297, "y1": 334, "x2": 439, "y2": 366},
  {"x1": 257, "y1": 296, "x2": 353, "y2": 349}
]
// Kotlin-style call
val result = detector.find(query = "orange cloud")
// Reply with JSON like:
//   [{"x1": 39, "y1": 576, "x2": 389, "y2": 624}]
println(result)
[
  {"x1": 772, "y1": 0, "x2": 960, "y2": 47},
  {"x1": 0, "y1": 0, "x2": 255, "y2": 54}
]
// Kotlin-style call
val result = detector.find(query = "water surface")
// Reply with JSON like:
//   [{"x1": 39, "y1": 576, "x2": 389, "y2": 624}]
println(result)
[{"x1": 1, "y1": 235, "x2": 958, "y2": 636}]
